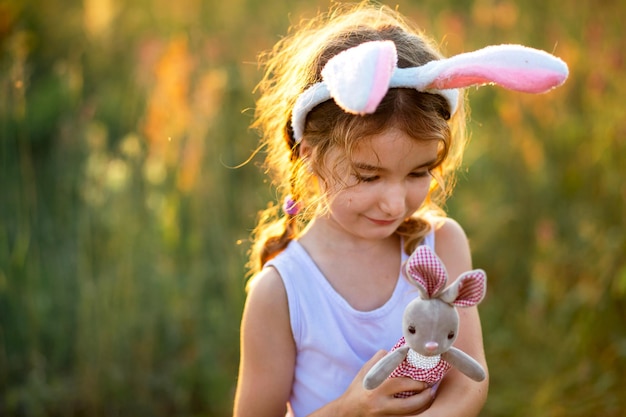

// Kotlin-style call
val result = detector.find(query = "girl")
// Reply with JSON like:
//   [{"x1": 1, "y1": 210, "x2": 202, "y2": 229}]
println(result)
[{"x1": 234, "y1": 3, "x2": 567, "y2": 416}]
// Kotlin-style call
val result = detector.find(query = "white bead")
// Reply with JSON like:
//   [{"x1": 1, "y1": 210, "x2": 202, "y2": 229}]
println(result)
[{"x1": 407, "y1": 350, "x2": 440, "y2": 370}]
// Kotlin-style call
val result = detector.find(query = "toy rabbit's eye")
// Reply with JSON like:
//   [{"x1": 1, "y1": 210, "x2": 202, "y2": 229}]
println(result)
[
  {"x1": 408, "y1": 325, "x2": 416, "y2": 334},
  {"x1": 447, "y1": 331, "x2": 455, "y2": 340}
]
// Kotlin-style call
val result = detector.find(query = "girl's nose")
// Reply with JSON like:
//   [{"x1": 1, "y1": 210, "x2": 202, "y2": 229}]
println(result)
[{"x1": 379, "y1": 182, "x2": 406, "y2": 217}]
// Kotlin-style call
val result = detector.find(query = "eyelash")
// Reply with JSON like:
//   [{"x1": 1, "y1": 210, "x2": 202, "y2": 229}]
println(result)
[
  {"x1": 410, "y1": 170, "x2": 431, "y2": 178},
  {"x1": 355, "y1": 174, "x2": 378, "y2": 183},
  {"x1": 354, "y1": 170, "x2": 431, "y2": 183}
]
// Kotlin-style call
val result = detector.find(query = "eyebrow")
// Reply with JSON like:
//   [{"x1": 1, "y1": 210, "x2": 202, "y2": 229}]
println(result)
[{"x1": 353, "y1": 158, "x2": 438, "y2": 172}]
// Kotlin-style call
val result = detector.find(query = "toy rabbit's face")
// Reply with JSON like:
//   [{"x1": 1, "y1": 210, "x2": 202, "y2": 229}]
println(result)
[{"x1": 402, "y1": 297, "x2": 459, "y2": 356}]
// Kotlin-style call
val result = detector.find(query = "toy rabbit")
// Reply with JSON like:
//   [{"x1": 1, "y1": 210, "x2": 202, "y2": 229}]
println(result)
[{"x1": 363, "y1": 245, "x2": 487, "y2": 396}]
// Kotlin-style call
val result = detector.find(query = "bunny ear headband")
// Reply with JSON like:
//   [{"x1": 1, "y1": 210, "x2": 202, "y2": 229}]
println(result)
[{"x1": 291, "y1": 40, "x2": 569, "y2": 142}]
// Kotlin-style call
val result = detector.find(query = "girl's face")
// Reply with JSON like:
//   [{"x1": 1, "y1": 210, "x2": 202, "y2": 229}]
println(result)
[{"x1": 317, "y1": 127, "x2": 439, "y2": 242}]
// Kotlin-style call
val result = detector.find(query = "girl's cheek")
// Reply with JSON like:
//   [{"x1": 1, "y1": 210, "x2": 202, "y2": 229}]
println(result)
[{"x1": 410, "y1": 181, "x2": 432, "y2": 201}]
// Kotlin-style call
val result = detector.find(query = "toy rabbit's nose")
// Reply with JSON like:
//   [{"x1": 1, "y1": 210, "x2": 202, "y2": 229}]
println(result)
[{"x1": 425, "y1": 342, "x2": 439, "y2": 352}]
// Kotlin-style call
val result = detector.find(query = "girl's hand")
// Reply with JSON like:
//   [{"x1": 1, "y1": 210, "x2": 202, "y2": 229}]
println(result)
[{"x1": 314, "y1": 350, "x2": 434, "y2": 417}]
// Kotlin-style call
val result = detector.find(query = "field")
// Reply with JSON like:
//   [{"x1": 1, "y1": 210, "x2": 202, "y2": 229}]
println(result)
[{"x1": 1, "y1": 0, "x2": 624, "y2": 415}]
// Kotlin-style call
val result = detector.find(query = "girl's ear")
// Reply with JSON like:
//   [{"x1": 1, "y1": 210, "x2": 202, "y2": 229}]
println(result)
[
  {"x1": 298, "y1": 139, "x2": 313, "y2": 159},
  {"x1": 297, "y1": 140, "x2": 316, "y2": 179}
]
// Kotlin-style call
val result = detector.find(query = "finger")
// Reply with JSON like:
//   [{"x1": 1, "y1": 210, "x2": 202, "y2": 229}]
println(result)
[
  {"x1": 382, "y1": 376, "x2": 429, "y2": 395},
  {"x1": 391, "y1": 387, "x2": 435, "y2": 415}
]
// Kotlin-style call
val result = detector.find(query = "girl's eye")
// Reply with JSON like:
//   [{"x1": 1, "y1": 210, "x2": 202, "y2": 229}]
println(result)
[
  {"x1": 354, "y1": 173, "x2": 378, "y2": 183},
  {"x1": 409, "y1": 170, "x2": 430, "y2": 178}
]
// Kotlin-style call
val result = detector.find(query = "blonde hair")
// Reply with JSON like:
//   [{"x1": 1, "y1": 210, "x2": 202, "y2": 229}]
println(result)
[{"x1": 247, "y1": 2, "x2": 468, "y2": 275}]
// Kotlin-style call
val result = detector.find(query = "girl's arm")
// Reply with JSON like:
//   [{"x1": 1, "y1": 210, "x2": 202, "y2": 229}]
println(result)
[
  {"x1": 233, "y1": 267, "x2": 296, "y2": 417},
  {"x1": 421, "y1": 217, "x2": 489, "y2": 417}
]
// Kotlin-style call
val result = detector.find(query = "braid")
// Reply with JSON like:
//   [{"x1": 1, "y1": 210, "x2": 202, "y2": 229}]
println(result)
[
  {"x1": 251, "y1": 145, "x2": 306, "y2": 274},
  {"x1": 259, "y1": 215, "x2": 297, "y2": 268}
]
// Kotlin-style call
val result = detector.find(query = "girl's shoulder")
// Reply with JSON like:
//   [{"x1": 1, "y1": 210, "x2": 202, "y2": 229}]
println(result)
[
  {"x1": 430, "y1": 216, "x2": 473, "y2": 274},
  {"x1": 246, "y1": 265, "x2": 288, "y2": 308},
  {"x1": 246, "y1": 240, "x2": 300, "y2": 297},
  {"x1": 431, "y1": 215, "x2": 468, "y2": 243}
]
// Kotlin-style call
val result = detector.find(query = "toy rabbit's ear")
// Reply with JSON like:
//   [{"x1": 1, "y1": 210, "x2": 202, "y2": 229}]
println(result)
[
  {"x1": 420, "y1": 44, "x2": 569, "y2": 94},
  {"x1": 321, "y1": 40, "x2": 397, "y2": 115},
  {"x1": 405, "y1": 246, "x2": 448, "y2": 298},
  {"x1": 440, "y1": 270, "x2": 487, "y2": 307}
]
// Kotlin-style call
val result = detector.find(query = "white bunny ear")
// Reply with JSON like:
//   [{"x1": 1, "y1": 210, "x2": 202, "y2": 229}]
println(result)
[
  {"x1": 321, "y1": 40, "x2": 397, "y2": 115},
  {"x1": 291, "y1": 42, "x2": 569, "y2": 143},
  {"x1": 417, "y1": 44, "x2": 569, "y2": 94},
  {"x1": 405, "y1": 245, "x2": 448, "y2": 298}
]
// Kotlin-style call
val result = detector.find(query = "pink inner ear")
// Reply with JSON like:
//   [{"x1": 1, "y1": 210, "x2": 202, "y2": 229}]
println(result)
[
  {"x1": 430, "y1": 66, "x2": 567, "y2": 94},
  {"x1": 362, "y1": 46, "x2": 396, "y2": 113},
  {"x1": 452, "y1": 271, "x2": 486, "y2": 307},
  {"x1": 407, "y1": 246, "x2": 448, "y2": 298}
]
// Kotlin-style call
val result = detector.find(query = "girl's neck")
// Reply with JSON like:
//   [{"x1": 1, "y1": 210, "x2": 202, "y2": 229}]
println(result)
[{"x1": 298, "y1": 218, "x2": 402, "y2": 312}]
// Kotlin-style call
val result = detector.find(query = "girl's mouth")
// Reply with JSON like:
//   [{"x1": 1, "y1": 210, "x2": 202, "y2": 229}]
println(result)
[{"x1": 366, "y1": 217, "x2": 397, "y2": 226}]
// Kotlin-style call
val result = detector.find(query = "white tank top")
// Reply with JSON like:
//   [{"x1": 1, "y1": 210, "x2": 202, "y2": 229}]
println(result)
[{"x1": 266, "y1": 232, "x2": 435, "y2": 417}]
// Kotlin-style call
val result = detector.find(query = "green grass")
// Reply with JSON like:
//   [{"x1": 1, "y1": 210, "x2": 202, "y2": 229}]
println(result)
[{"x1": 1, "y1": 0, "x2": 625, "y2": 415}]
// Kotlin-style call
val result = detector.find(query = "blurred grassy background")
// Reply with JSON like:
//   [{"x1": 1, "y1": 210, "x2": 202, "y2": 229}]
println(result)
[{"x1": 0, "y1": 0, "x2": 624, "y2": 416}]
